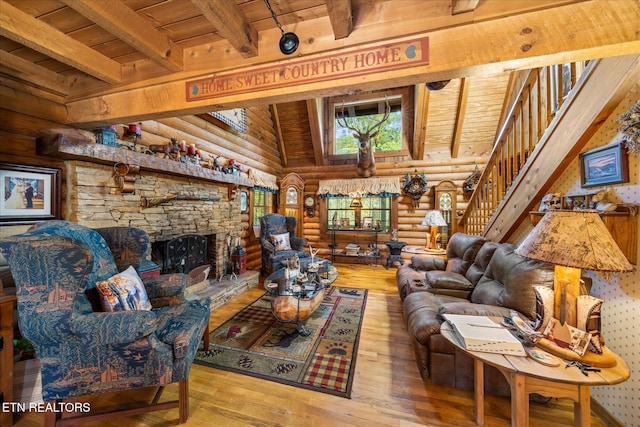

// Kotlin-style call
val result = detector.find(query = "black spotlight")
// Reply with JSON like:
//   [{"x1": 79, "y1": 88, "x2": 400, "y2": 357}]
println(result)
[
  {"x1": 265, "y1": 0, "x2": 299, "y2": 55},
  {"x1": 279, "y1": 32, "x2": 299, "y2": 55}
]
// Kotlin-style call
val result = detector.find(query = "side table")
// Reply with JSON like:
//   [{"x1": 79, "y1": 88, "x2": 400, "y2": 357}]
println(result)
[
  {"x1": 1, "y1": 293, "x2": 17, "y2": 427},
  {"x1": 384, "y1": 241, "x2": 407, "y2": 269},
  {"x1": 441, "y1": 321, "x2": 630, "y2": 427}
]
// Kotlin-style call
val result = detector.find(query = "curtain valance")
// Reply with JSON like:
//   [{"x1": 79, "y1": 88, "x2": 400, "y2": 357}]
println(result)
[
  {"x1": 248, "y1": 169, "x2": 278, "y2": 191},
  {"x1": 317, "y1": 177, "x2": 401, "y2": 197}
]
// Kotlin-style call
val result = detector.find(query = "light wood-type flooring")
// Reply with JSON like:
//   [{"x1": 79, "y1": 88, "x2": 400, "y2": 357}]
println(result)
[{"x1": 11, "y1": 264, "x2": 606, "y2": 427}]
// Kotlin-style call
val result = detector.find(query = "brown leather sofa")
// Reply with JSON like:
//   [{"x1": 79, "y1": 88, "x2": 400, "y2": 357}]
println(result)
[{"x1": 396, "y1": 233, "x2": 555, "y2": 395}]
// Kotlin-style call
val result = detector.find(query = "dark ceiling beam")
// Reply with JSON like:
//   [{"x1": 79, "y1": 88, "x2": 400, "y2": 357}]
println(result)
[
  {"x1": 191, "y1": 0, "x2": 259, "y2": 58},
  {"x1": 325, "y1": 0, "x2": 353, "y2": 40},
  {"x1": 60, "y1": 0, "x2": 184, "y2": 73},
  {"x1": 0, "y1": 0, "x2": 122, "y2": 84}
]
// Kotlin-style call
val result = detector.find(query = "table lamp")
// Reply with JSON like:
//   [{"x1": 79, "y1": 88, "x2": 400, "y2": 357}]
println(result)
[
  {"x1": 421, "y1": 210, "x2": 447, "y2": 249},
  {"x1": 515, "y1": 210, "x2": 632, "y2": 326}
]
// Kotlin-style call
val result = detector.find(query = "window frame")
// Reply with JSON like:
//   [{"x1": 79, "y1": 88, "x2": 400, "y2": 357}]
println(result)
[
  {"x1": 320, "y1": 195, "x2": 398, "y2": 234},
  {"x1": 251, "y1": 188, "x2": 275, "y2": 229},
  {"x1": 326, "y1": 87, "x2": 413, "y2": 163}
]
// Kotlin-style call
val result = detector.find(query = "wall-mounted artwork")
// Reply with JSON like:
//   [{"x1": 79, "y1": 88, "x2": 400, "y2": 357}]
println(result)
[
  {"x1": 0, "y1": 163, "x2": 61, "y2": 224},
  {"x1": 579, "y1": 142, "x2": 629, "y2": 188}
]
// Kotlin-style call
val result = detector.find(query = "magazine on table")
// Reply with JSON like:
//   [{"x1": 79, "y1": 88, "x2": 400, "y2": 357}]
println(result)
[{"x1": 442, "y1": 314, "x2": 526, "y2": 356}]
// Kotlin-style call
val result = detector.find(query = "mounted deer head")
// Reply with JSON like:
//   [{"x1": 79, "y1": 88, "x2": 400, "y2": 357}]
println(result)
[{"x1": 336, "y1": 99, "x2": 391, "y2": 177}]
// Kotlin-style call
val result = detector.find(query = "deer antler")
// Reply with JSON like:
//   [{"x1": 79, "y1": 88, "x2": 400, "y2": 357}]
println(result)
[{"x1": 336, "y1": 98, "x2": 391, "y2": 137}]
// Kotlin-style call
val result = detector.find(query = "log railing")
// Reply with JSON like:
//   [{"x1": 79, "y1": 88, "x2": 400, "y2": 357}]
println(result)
[{"x1": 459, "y1": 61, "x2": 588, "y2": 236}]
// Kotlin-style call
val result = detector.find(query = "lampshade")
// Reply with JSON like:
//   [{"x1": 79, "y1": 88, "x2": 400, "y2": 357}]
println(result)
[
  {"x1": 421, "y1": 210, "x2": 447, "y2": 227},
  {"x1": 350, "y1": 198, "x2": 363, "y2": 208},
  {"x1": 515, "y1": 210, "x2": 632, "y2": 272},
  {"x1": 421, "y1": 210, "x2": 447, "y2": 249},
  {"x1": 515, "y1": 210, "x2": 632, "y2": 328}
]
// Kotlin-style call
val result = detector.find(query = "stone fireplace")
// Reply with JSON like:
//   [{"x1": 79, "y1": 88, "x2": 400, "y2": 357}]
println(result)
[{"x1": 64, "y1": 160, "x2": 244, "y2": 277}]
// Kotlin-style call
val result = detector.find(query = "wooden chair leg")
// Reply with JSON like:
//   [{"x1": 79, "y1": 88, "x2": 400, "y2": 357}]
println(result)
[
  {"x1": 203, "y1": 324, "x2": 210, "y2": 351},
  {"x1": 151, "y1": 385, "x2": 165, "y2": 405},
  {"x1": 44, "y1": 404, "x2": 61, "y2": 427},
  {"x1": 178, "y1": 379, "x2": 189, "y2": 424}
]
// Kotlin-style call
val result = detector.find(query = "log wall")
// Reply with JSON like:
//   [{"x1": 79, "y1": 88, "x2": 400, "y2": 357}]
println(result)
[
  {"x1": 1, "y1": 81, "x2": 485, "y2": 271},
  {"x1": 0, "y1": 84, "x2": 281, "y2": 273}
]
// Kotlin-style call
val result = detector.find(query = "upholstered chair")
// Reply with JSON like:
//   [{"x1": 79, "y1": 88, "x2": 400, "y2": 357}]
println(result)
[
  {"x1": 259, "y1": 213, "x2": 309, "y2": 274},
  {"x1": 0, "y1": 221, "x2": 210, "y2": 425}
]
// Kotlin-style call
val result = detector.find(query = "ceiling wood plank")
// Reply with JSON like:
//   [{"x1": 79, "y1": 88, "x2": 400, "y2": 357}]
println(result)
[
  {"x1": 0, "y1": 51, "x2": 69, "y2": 95},
  {"x1": 452, "y1": 0, "x2": 480, "y2": 15},
  {"x1": 325, "y1": 0, "x2": 353, "y2": 40},
  {"x1": 451, "y1": 78, "x2": 469, "y2": 158},
  {"x1": 60, "y1": 0, "x2": 184, "y2": 72},
  {"x1": 191, "y1": 0, "x2": 259, "y2": 58},
  {"x1": 306, "y1": 99, "x2": 326, "y2": 166},
  {"x1": 0, "y1": 0, "x2": 121, "y2": 84},
  {"x1": 270, "y1": 104, "x2": 287, "y2": 167}
]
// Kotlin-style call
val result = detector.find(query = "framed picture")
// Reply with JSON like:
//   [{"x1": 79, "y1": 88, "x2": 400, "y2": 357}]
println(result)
[
  {"x1": 362, "y1": 217, "x2": 373, "y2": 230},
  {"x1": 340, "y1": 217, "x2": 350, "y2": 229},
  {"x1": 579, "y1": 143, "x2": 629, "y2": 188},
  {"x1": 1, "y1": 163, "x2": 61, "y2": 224}
]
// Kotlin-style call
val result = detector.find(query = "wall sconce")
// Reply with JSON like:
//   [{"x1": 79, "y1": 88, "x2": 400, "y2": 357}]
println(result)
[{"x1": 264, "y1": 0, "x2": 299, "y2": 55}]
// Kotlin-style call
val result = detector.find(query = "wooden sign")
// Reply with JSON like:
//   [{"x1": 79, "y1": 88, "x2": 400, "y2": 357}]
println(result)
[{"x1": 186, "y1": 37, "x2": 429, "y2": 101}]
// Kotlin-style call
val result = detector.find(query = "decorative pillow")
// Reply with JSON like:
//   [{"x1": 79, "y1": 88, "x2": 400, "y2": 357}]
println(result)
[
  {"x1": 532, "y1": 285, "x2": 554, "y2": 332},
  {"x1": 577, "y1": 295, "x2": 604, "y2": 354},
  {"x1": 271, "y1": 232, "x2": 292, "y2": 251},
  {"x1": 96, "y1": 266, "x2": 152, "y2": 312}
]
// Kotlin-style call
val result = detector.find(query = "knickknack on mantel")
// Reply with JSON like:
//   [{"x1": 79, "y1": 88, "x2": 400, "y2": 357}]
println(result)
[{"x1": 37, "y1": 129, "x2": 253, "y2": 190}]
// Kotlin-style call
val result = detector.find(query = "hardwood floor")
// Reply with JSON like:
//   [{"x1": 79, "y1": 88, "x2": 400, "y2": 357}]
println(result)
[{"x1": 11, "y1": 264, "x2": 605, "y2": 427}]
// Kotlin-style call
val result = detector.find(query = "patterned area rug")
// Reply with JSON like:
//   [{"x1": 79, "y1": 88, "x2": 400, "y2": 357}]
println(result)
[{"x1": 194, "y1": 286, "x2": 367, "y2": 398}]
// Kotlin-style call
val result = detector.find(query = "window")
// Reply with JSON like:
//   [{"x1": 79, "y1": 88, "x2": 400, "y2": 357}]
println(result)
[
  {"x1": 327, "y1": 196, "x2": 392, "y2": 231},
  {"x1": 335, "y1": 96, "x2": 402, "y2": 155},
  {"x1": 252, "y1": 189, "x2": 274, "y2": 226},
  {"x1": 327, "y1": 87, "x2": 413, "y2": 161},
  {"x1": 205, "y1": 108, "x2": 246, "y2": 134}
]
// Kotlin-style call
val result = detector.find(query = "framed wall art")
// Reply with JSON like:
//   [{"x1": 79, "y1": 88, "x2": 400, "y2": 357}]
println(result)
[
  {"x1": 0, "y1": 163, "x2": 61, "y2": 224},
  {"x1": 579, "y1": 142, "x2": 629, "y2": 188}
]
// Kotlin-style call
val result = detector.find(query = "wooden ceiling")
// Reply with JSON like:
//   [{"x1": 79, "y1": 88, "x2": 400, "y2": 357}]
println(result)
[{"x1": 1, "y1": 0, "x2": 639, "y2": 169}]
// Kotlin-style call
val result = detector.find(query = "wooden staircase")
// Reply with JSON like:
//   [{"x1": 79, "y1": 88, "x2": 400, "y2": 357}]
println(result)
[{"x1": 459, "y1": 54, "x2": 640, "y2": 242}]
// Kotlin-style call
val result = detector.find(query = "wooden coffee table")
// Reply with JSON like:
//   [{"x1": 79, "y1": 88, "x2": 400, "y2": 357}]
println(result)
[
  {"x1": 264, "y1": 260, "x2": 336, "y2": 335},
  {"x1": 441, "y1": 321, "x2": 630, "y2": 427}
]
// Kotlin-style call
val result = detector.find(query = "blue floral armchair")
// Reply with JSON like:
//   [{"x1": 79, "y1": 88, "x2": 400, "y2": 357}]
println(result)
[
  {"x1": 0, "y1": 221, "x2": 210, "y2": 424},
  {"x1": 260, "y1": 213, "x2": 309, "y2": 274}
]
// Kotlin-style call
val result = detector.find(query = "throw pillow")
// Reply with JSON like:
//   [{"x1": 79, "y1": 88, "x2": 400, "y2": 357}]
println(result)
[
  {"x1": 271, "y1": 232, "x2": 292, "y2": 251},
  {"x1": 532, "y1": 285, "x2": 554, "y2": 332},
  {"x1": 96, "y1": 265, "x2": 152, "y2": 312},
  {"x1": 577, "y1": 295, "x2": 604, "y2": 354}
]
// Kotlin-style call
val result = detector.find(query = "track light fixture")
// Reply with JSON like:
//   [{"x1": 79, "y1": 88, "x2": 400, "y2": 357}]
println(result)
[{"x1": 264, "y1": 0, "x2": 299, "y2": 55}]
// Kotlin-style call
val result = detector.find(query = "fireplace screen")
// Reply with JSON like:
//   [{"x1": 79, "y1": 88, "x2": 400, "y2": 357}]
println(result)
[{"x1": 153, "y1": 234, "x2": 208, "y2": 274}]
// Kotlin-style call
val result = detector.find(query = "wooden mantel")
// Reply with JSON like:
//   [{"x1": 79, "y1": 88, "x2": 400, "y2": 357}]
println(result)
[{"x1": 37, "y1": 130, "x2": 254, "y2": 188}]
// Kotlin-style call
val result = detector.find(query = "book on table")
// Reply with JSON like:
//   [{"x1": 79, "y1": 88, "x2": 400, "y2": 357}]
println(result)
[{"x1": 442, "y1": 314, "x2": 526, "y2": 356}]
